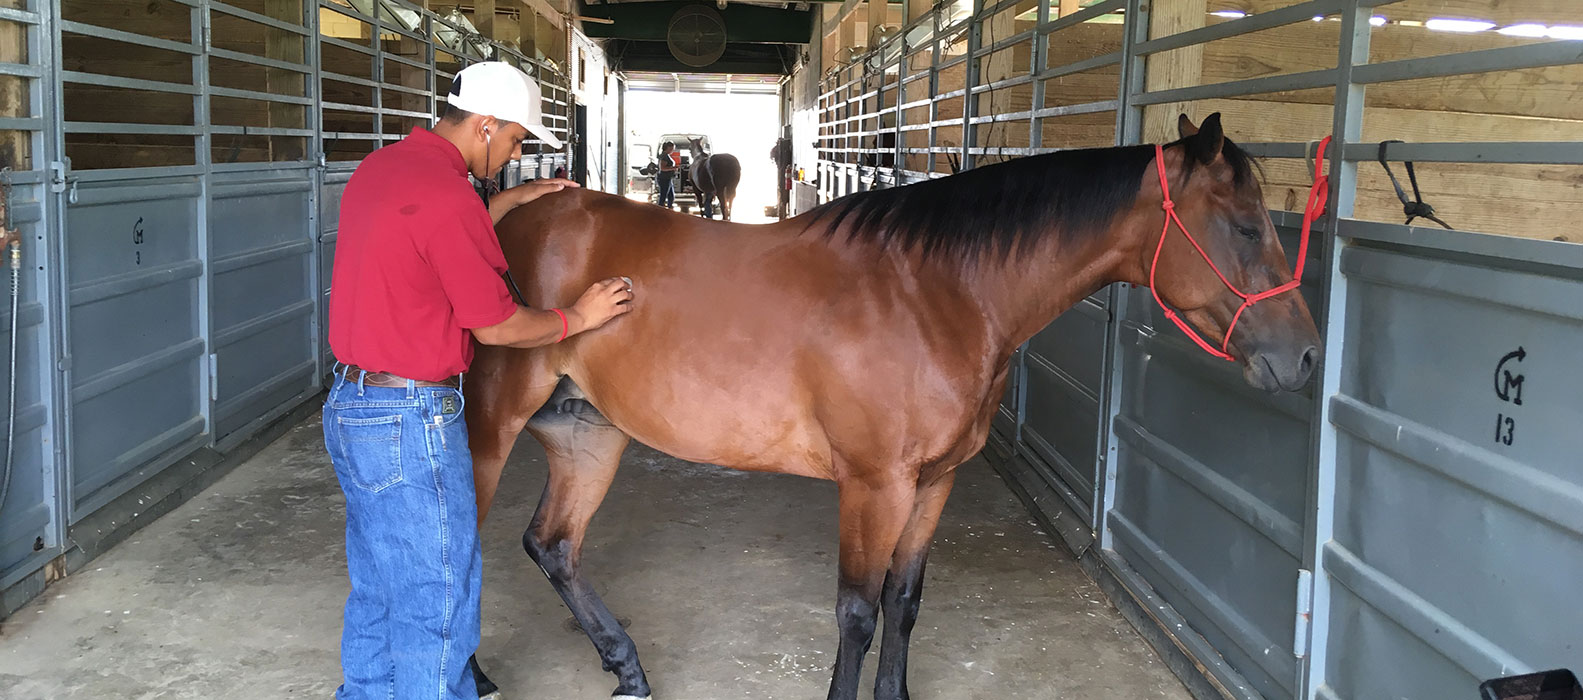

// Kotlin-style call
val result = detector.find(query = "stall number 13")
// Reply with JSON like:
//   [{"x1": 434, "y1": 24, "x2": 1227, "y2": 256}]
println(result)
[{"x1": 1493, "y1": 347, "x2": 1525, "y2": 447}]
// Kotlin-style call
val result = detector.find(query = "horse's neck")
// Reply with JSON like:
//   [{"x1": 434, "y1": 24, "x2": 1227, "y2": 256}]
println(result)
[{"x1": 968, "y1": 218, "x2": 1144, "y2": 350}]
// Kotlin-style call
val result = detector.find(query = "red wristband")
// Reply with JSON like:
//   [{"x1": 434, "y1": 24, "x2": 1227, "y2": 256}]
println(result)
[{"x1": 552, "y1": 308, "x2": 568, "y2": 342}]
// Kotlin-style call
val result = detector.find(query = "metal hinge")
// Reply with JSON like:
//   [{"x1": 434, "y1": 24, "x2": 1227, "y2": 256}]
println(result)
[
  {"x1": 208, "y1": 354, "x2": 219, "y2": 402},
  {"x1": 55, "y1": 354, "x2": 70, "y2": 372},
  {"x1": 1293, "y1": 568, "x2": 1314, "y2": 659}
]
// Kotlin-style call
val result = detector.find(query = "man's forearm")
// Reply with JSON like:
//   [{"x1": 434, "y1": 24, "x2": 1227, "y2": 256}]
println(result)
[
  {"x1": 474, "y1": 306, "x2": 584, "y2": 347},
  {"x1": 503, "y1": 307, "x2": 584, "y2": 348}
]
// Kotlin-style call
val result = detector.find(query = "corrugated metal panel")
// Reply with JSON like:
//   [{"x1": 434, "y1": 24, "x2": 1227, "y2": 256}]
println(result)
[
  {"x1": 64, "y1": 178, "x2": 207, "y2": 521},
  {"x1": 0, "y1": 183, "x2": 60, "y2": 586},
  {"x1": 209, "y1": 170, "x2": 318, "y2": 442},
  {"x1": 1108, "y1": 222, "x2": 1321, "y2": 700},
  {"x1": 1317, "y1": 233, "x2": 1583, "y2": 700},
  {"x1": 319, "y1": 167, "x2": 352, "y2": 375},
  {"x1": 1018, "y1": 289, "x2": 1111, "y2": 536}
]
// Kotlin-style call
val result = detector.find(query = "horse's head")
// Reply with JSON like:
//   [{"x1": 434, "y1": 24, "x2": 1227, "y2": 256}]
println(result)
[
  {"x1": 1144, "y1": 113, "x2": 1321, "y2": 392},
  {"x1": 688, "y1": 137, "x2": 706, "y2": 157}
]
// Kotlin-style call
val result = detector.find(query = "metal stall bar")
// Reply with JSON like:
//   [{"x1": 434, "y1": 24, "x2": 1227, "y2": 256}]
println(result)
[
  {"x1": 50, "y1": 0, "x2": 213, "y2": 532},
  {"x1": 1087, "y1": 1, "x2": 1347, "y2": 698},
  {"x1": 0, "y1": 0, "x2": 68, "y2": 607},
  {"x1": 1302, "y1": 3, "x2": 1583, "y2": 699},
  {"x1": 201, "y1": 0, "x2": 321, "y2": 444},
  {"x1": 816, "y1": 0, "x2": 1137, "y2": 187}
]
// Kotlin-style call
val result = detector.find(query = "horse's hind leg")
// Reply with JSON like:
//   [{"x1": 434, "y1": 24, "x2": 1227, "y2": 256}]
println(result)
[
  {"x1": 720, "y1": 188, "x2": 735, "y2": 221},
  {"x1": 523, "y1": 393, "x2": 652, "y2": 699},
  {"x1": 467, "y1": 348, "x2": 560, "y2": 526},
  {"x1": 874, "y1": 471, "x2": 957, "y2": 700},
  {"x1": 827, "y1": 470, "x2": 917, "y2": 700}
]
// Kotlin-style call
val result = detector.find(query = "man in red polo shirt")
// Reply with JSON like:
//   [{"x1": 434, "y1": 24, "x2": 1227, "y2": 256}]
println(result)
[{"x1": 324, "y1": 61, "x2": 632, "y2": 700}]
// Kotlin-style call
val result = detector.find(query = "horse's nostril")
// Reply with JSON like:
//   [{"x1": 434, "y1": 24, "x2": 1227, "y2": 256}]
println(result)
[{"x1": 1299, "y1": 346, "x2": 1318, "y2": 375}]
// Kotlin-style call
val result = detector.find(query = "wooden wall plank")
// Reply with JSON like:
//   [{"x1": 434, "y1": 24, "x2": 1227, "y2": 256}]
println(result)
[
  {"x1": 1144, "y1": 0, "x2": 1207, "y2": 143},
  {"x1": 0, "y1": 9, "x2": 27, "y2": 169}
]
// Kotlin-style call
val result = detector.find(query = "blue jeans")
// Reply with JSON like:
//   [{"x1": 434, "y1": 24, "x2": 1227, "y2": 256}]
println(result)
[
  {"x1": 656, "y1": 170, "x2": 676, "y2": 208},
  {"x1": 323, "y1": 367, "x2": 480, "y2": 700}
]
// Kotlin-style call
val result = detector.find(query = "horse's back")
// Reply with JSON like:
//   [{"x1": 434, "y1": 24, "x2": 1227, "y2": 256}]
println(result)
[{"x1": 493, "y1": 188, "x2": 999, "y2": 476}]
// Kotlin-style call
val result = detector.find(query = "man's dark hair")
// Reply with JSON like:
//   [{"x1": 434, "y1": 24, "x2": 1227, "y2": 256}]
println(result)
[{"x1": 440, "y1": 104, "x2": 476, "y2": 124}]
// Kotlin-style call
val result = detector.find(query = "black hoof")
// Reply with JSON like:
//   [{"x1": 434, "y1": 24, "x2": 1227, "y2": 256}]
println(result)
[{"x1": 469, "y1": 654, "x2": 500, "y2": 696}]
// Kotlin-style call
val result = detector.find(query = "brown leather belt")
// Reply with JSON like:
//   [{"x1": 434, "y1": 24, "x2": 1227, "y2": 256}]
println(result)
[{"x1": 343, "y1": 365, "x2": 459, "y2": 388}]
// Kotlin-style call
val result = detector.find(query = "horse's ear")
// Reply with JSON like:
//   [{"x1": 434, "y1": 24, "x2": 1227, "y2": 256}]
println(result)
[
  {"x1": 1177, "y1": 114, "x2": 1198, "y2": 138},
  {"x1": 1187, "y1": 112, "x2": 1225, "y2": 164}
]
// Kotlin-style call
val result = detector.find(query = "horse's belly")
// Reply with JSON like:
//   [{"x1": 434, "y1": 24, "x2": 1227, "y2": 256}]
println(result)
[{"x1": 568, "y1": 366, "x2": 834, "y2": 481}]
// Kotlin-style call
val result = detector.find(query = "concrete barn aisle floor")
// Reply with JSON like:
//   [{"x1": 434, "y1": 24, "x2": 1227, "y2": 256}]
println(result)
[{"x1": 0, "y1": 410, "x2": 1191, "y2": 700}]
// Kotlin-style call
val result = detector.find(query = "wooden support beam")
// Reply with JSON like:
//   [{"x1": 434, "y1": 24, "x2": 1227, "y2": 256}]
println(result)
[
  {"x1": 524, "y1": 0, "x2": 564, "y2": 30},
  {"x1": 867, "y1": 0, "x2": 886, "y2": 47},
  {"x1": 976, "y1": 4, "x2": 1025, "y2": 154},
  {"x1": 0, "y1": 7, "x2": 27, "y2": 168},
  {"x1": 535, "y1": 6, "x2": 565, "y2": 66},
  {"x1": 265, "y1": 0, "x2": 305, "y2": 161},
  {"x1": 822, "y1": 0, "x2": 862, "y2": 36},
  {"x1": 1142, "y1": 0, "x2": 1205, "y2": 143},
  {"x1": 475, "y1": 0, "x2": 498, "y2": 39}
]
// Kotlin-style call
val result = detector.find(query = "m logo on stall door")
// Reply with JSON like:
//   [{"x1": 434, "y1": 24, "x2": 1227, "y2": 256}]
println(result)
[
  {"x1": 1494, "y1": 347, "x2": 1525, "y2": 405},
  {"x1": 133, "y1": 217, "x2": 145, "y2": 265},
  {"x1": 1492, "y1": 346, "x2": 1525, "y2": 447}
]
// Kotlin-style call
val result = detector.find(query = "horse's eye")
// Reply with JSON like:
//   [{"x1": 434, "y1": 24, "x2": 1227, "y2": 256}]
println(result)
[{"x1": 1237, "y1": 225, "x2": 1262, "y2": 240}]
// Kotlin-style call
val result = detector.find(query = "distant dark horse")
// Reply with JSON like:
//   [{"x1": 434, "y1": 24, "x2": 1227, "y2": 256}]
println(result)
[{"x1": 688, "y1": 137, "x2": 741, "y2": 221}]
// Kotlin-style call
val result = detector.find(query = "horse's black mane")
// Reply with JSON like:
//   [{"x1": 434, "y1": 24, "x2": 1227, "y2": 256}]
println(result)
[{"x1": 805, "y1": 135, "x2": 1257, "y2": 265}]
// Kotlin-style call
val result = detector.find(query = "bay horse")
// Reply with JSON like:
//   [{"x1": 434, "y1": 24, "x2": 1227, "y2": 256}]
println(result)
[
  {"x1": 463, "y1": 114, "x2": 1321, "y2": 700},
  {"x1": 687, "y1": 136, "x2": 740, "y2": 221}
]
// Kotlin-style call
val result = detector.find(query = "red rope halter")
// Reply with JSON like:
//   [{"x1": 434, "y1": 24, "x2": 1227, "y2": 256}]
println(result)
[{"x1": 1148, "y1": 136, "x2": 1331, "y2": 361}]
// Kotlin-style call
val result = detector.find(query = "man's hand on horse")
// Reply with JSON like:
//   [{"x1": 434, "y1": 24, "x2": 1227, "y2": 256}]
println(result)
[
  {"x1": 489, "y1": 177, "x2": 580, "y2": 223},
  {"x1": 567, "y1": 276, "x2": 635, "y2": 334}
]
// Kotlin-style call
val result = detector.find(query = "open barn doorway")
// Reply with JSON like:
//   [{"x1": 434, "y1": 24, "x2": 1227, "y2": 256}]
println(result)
[{"x1": 622, "y1": 73, "x2": 785, "y2": 223}]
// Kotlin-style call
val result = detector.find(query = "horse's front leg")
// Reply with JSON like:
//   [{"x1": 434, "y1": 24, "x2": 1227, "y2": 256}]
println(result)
[
  {"x1": 828, "y1": 470, "x2": 917, "y2": 700},
  {"x1": 874, "y1": 471, "x2": 957, "y2": 700}
]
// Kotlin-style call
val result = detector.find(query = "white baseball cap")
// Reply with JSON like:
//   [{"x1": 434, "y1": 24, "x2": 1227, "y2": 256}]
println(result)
[{"x1": 447, "y1": 61, "x2": 563, "y2": 150}]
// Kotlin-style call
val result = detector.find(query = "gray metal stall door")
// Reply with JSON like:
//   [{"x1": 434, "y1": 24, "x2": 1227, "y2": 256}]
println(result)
[
  {"x1": 1107, "y1": 219, "x2": 1322, "y2": 700},
  {"x1": 319, "y1": 167, "x2": 353, "y2": 375},
  {"x1": 209, "y1": 170, "x2": 318, "y2": 445},
  {"x1": 64, "y1": 178, "x2": 206, "y2": 521},
  {"x1": 0, "y1": 179, "x2": 60, "y2": 585},
  {"x1": 1316, "y1": 229, "x2": 1583, "y2": 700},
  {"x1": 1016, "y1": 288, "x2": 1112, "y2": 549},
  {"x1": 0, "y1": 0, "x2": 61, "y2": 595}
]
